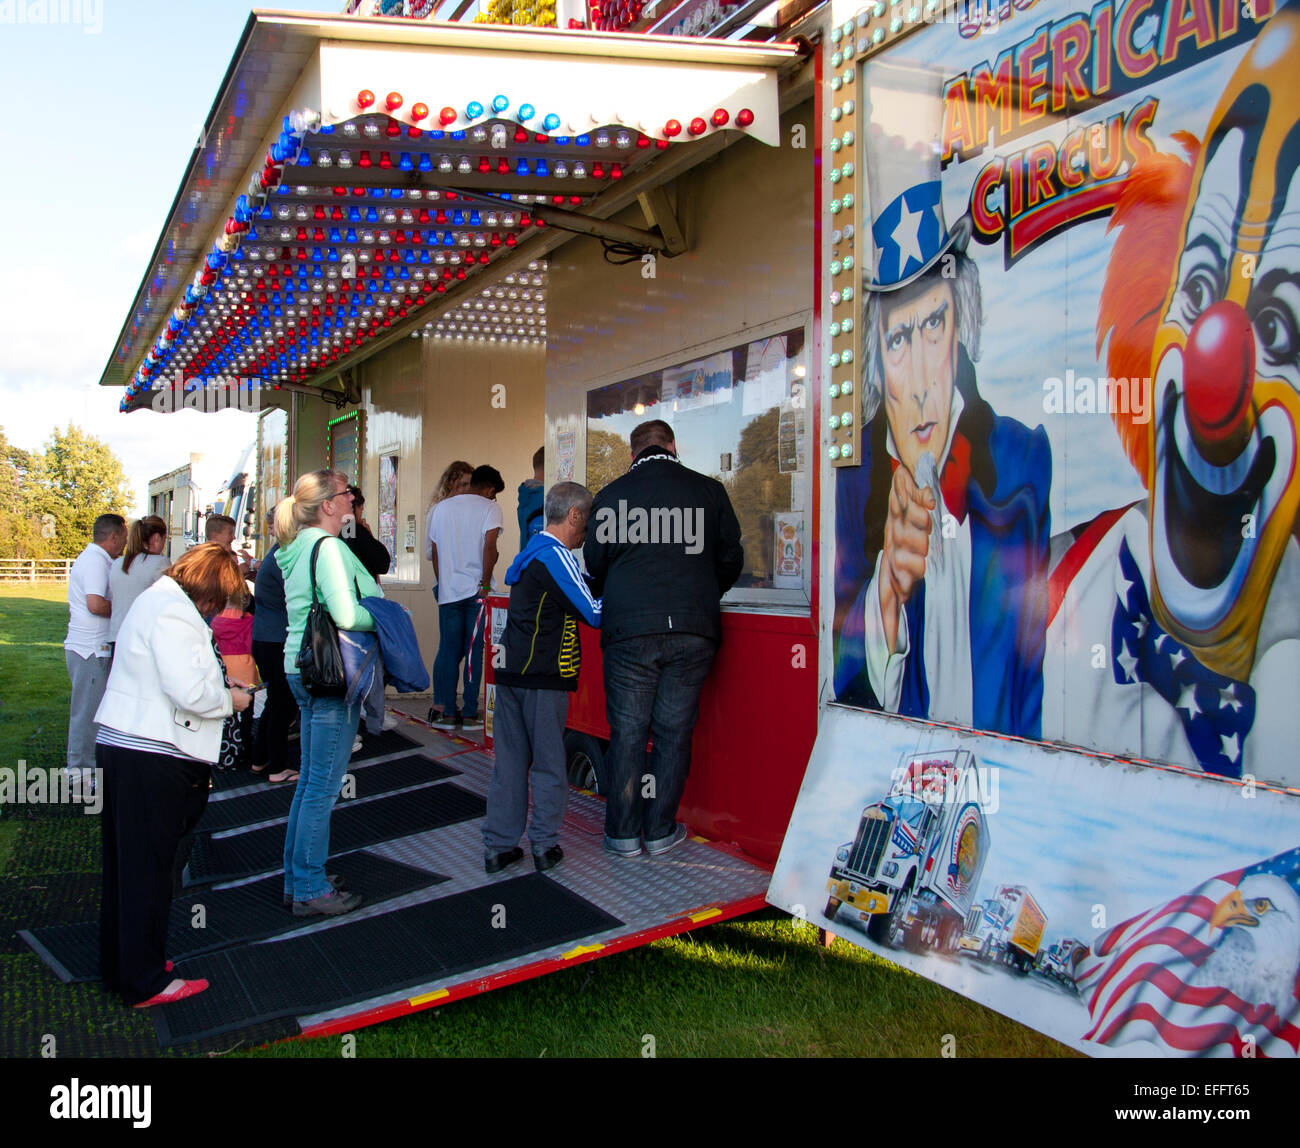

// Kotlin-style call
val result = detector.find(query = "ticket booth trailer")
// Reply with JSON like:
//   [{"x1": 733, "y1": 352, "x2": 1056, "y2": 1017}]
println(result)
[{"x1": 77, "y1": 9, "x2": 825, "y2": 1049}]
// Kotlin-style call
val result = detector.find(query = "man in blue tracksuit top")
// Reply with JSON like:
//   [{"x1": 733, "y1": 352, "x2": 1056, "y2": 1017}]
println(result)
[{"x1": 483, "y1": 482, "x2": 601, "y2": 875}]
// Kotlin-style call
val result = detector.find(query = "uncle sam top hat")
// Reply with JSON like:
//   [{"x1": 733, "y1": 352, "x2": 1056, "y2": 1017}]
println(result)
[{"x1": 863, "y1": 60, "x2": 972, "y2": 292}]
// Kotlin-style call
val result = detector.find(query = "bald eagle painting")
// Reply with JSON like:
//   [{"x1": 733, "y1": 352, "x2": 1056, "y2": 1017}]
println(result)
[{"x1": 1076, "y1": 848, "x2": 1300, "y2": 1057}]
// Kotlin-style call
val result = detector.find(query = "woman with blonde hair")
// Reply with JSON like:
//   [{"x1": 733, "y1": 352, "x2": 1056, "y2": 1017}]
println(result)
[
  {"x1": 424, "y1": 460, "x2": 473, "y2": 564},
  {"x1": 96, "y1": 542, "x2": 250, "y2": 1008},
  {"x1": 275, "y1": 469, "x2": 383, "y2": 917},
  {"x1": 108, "y1": 516, "x2": 170, "y2": 645}
]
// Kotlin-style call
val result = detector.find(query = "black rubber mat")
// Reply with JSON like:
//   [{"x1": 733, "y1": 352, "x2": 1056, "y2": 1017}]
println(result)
[
  {"x1": 21, "y1": 853, "x2": 448, "y2": 984},
  {"x1": 184, "y1": 783, "x2": 487, "y2": 886},
  {"x1": 0, "y1": 873, "x2": 99, "y2": 955},
  {"x1": 153, "y1": 873, "x2": 624, "y2": 1046},
  {"x1": 209, "y1": 727, "x2": 424, "y2": 791},
  {"x1": 196, "y1": 755, "x2": 458, "y2": 832}
]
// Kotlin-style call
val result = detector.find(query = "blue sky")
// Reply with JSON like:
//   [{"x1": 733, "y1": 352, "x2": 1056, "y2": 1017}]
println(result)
[{"x1": 0, "y1": 1, "x2": 344, "y2": 513}]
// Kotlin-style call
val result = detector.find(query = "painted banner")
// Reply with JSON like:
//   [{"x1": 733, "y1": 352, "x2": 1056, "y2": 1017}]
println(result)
[
  {"x1": 831, "y1": 0, "x2": 1300, "y2": 791},
  {"x1": 768, "y1": 705, "x2": 1300, "y2": 1057}
]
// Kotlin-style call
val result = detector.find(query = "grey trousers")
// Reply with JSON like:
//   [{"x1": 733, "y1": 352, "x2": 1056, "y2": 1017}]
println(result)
[
  {"x1": 66, "y1": 650, "x2": 111, "y2": 774},
  {"x1": 483, "y1": 684, "x2": 570, "y2": 854}
]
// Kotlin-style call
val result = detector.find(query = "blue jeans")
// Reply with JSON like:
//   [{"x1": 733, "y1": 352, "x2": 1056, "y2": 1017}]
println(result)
[
  {"x1": 433, "y1": 596, "x2": 485, "y2": 719},
  {"x1": 602, "y1": 634, "x2": 716, "y2": 844},
  {"x1": 283, "y1": 674, "x2": 361, "y2": 902}
]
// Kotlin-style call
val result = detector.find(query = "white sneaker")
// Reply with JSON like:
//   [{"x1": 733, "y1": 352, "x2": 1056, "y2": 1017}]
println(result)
[
  {"x1": 351, "y1": 736, "x2": 363, "y2": 754},
  {"x1": 382, "y1": 712, "x2": 400, "y2": 731}
]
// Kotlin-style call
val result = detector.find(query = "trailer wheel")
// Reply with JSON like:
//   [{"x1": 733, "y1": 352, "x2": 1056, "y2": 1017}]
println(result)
[
  {"x1": 824, "y1": 897, "x2": 840, "y2": 922},
  {"x1": 564, "y1": 731, "x2": 607, "y2": 794}
]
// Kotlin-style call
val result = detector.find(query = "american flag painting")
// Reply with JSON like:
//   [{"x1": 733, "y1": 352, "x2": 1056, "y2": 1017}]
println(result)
[{"x1": 1076, "y1": 847, "x2": 1300, "y2": 1057}]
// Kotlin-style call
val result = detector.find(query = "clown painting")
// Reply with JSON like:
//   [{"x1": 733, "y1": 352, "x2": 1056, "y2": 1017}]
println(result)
[{"x1": 1045, "y1": 9, "x2": 1300, "y2": 787}]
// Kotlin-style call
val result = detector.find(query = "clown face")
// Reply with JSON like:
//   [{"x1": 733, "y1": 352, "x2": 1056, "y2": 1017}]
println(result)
[{"x1": 1147, "y1": 10, "x2": 1300, "y2": 681}]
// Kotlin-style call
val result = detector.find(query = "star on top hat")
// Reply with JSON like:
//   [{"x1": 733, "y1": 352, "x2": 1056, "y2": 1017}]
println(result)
[{"x1": 863, "y1": 62, "x2": 971, "y2": 292}]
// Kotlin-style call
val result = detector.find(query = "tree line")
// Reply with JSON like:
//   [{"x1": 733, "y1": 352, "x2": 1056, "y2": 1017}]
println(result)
[{"x1": 0, "y1": 425, "x2": 134, "y2": 559}]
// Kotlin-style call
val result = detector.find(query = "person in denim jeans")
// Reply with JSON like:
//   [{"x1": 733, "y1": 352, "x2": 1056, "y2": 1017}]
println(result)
[
  {"x1": 584, "y1": 420, "x2": 743, "y2": 857},
  {"x1": 427, "y1": 465, "x2": 505, "y2": 731},
  {"x1": 274, "y1": 469, "x2": 381, "y2": 916}
]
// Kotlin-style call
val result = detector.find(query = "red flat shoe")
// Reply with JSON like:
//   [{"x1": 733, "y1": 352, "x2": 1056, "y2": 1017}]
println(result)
[{"x1": 132, "y1": 978, "x2": 209, "y2": 1008}]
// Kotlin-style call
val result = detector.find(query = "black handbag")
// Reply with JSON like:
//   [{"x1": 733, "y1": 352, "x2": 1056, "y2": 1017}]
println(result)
[{"x1": 295, "y1": 538, "x2": 347, "y2": 697}]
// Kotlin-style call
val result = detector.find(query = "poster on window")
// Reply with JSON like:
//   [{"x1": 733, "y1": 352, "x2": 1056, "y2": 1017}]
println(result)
[{"x1": 378, "y1": 452, "x2": 399, "y2": 562}]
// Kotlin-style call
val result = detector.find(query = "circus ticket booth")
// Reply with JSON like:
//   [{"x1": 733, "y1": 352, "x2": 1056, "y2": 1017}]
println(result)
[
  {"x1": 765, "y1": 0, "x2": 1300, "y2": 1059},
  {"x1": 81, "y1": 7, "x2": 828, "y2": 1049}
]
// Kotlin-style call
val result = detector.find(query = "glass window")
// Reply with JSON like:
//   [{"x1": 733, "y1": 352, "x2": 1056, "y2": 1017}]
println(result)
[{"x1": 585, "y1": 324, "x2": 811, "y2": 609}]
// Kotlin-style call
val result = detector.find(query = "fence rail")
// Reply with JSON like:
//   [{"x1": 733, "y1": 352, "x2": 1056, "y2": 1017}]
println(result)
[{"x1": 0, "y1": 558, "x2": 75, "y2": 582}]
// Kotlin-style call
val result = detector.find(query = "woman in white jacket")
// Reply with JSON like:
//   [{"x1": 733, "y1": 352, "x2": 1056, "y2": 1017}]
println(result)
[{"x1": 94, "y1": 543, "x2": 251, "y2": 1009}]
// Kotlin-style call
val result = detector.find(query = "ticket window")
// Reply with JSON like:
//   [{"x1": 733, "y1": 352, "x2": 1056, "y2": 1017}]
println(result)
[{"x1": 584, "y1": 320, "x2": 812, "y2": 611}]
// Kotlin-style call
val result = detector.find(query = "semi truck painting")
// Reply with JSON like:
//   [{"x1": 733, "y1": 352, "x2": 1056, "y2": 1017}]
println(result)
[
  {"x1": 824, "y1": 749, "x2": 991, "y2": 954},
  {"x1": 958, "y1": 885, "x2": 1048, "y2": 974}
]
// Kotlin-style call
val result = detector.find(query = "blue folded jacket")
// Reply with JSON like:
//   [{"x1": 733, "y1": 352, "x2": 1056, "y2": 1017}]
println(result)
[{"x1": 338, "y1": 599, "x2": 430, "y2": 734}]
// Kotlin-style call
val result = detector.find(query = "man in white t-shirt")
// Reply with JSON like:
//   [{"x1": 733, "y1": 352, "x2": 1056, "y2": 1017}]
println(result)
[
  {"x1": 65, "y1": 515, "x2": 127, "y2": 783},
  {"x1": 427, "y1": 465, "x2": 505, "y2": 731}
]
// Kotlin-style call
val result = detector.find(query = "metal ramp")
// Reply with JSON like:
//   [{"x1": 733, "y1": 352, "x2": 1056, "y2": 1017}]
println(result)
[{"x1": 23, "y1": 715, "x2": 770, "y2": 1048}]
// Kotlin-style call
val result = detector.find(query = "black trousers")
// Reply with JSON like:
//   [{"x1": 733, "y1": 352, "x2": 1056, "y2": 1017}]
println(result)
[
  {"x1": 252, "y1": 639, "x2": 295, "y2": 773},
  {"x1": 97, "y1": 742, "x2": 210, "y2": 1005}
]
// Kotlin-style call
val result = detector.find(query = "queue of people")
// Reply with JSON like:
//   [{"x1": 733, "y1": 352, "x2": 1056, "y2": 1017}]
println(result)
[{"x1": 76, "y1": 421, "x2": 740, "y2": 1009}]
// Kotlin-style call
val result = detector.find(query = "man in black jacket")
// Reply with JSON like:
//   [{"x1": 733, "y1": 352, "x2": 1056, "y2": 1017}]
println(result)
[
  {"x1": 484, "y1": 482, "x2": 601, "y2": 875},
  {"x1": 583, "y1": 420, "x2": 743, "y2": 857}
]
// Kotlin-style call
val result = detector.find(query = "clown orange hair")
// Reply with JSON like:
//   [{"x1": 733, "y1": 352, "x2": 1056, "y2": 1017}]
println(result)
[{"x1": 1096, "y1": 132, "x2": 1199, "y2": 480}]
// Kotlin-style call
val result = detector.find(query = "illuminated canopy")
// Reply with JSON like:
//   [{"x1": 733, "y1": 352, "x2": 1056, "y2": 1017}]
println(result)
[{"x1": 100, "y1": 10, "x2": 797, "y2": 411}]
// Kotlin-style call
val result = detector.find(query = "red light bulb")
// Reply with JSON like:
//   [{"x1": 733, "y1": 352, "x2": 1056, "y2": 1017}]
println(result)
[
  {"x1": 386, "y1": 92, "x2": 403, "y2": 111},
  {"x1": 440, "y1": 106, "x2": 457, "y2": 126},
  {"x1": 664, "y1": 119, "x2": 681, "y2": 137},
  {"x1": 711, "y1": 109, "x2": 729, "y2": 127},
  {"x1": 357, "y1": 90, "x2": 375, "y2": 110},
  {"x1": 688, "y1": 117, "x2": 707, "y2": 136},
  {"x1": 736, "y1": 108, "x2": 754, "y2": 127},
  {"x1": 411, "y1": 102, "x2": 429, "y2": 121}
]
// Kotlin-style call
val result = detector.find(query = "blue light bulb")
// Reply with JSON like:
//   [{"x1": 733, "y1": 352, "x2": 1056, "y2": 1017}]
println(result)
[
  {"x1": 542, "y1": 114, "x2": 560, "y2": 131},
  {"x1": 492, "y1": 95, "x2": 509, "y2": 113},
  {"x1": 466, "y1": 101, "x2": 484, "y2": 119},
  {"x1": 399, "y1": 153, "x2": 413, "y2": 171}
]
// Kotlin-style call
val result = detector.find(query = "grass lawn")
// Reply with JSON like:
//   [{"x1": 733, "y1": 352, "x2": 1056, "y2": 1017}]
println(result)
[{"x1": 0, "y1": 584, "x2": 1080, "y2": 1058}]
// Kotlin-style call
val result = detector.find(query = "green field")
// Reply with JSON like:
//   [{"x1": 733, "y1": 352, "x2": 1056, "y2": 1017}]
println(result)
[{"x1": 0, "y1": 584, "x2": 1078, "y2": 1058}]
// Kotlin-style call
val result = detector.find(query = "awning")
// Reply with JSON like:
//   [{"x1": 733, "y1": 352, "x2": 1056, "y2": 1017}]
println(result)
[{"x1": 102, "y1": 10, "x2": 801, "y2": 412}]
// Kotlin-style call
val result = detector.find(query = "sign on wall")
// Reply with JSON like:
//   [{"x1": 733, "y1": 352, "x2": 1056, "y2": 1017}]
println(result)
[
  {"x1": 831, "y1": 0, "x2": 1300, "y2": 791},
  {"x1": 801, "y1": 0, "x2": 1300, "y2": 1059},
  {"x1": 770, "y1": 706, "x2": 1299, "y2": 1058}
]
